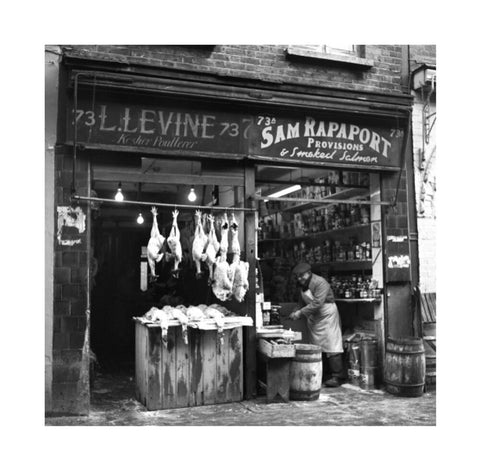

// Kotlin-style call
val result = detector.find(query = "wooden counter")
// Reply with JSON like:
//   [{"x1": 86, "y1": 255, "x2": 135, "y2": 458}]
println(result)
[{"x1": 135, "y1": 320, "x2": 245, "y2": 410}]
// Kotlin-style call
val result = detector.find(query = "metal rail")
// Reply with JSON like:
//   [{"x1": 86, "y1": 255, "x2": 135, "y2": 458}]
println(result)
[
  {"x1": 256, "y1": 195, "x2": 392, "y2": 206},
  {"x1": 72, "y1": 195, "x2": 257, "y2": 212}
]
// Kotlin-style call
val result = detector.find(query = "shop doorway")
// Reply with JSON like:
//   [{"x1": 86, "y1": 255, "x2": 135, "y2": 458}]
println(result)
[
  {"x1": 254, "y1": 164, "x2": 387, "y2": 383},
  {"x1": 89, "y1": 156, "x2": 247, "y2": 379}
]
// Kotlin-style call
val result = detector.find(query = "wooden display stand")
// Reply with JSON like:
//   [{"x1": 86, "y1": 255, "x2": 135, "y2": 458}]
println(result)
[
  {"x1": 256, "y1": 337, "x2": 299, "y2": 403},
  {"x1": 135, "y1": 321, "x2": 244, "y2": 410},
  {"x1": 257, "y1": 353, "x2": 291, "y2": 403}
]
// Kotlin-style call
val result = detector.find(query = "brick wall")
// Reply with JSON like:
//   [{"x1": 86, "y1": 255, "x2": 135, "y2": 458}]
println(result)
[
  {"x1": 410, "y1": 45, "x2": 436, "y2": 294},
  {"x1": 50, "y1": 44, "x2": 414, "y2": 414},
  {"x1": 51, "y1": 150, "x2": 90, "y2": 415},
  {"x1": 410, "y1": 45, "x2": 436, "y2": 67},
  {"x1": 412, "y1": 96, "x2": 436, "y2": 294},
  {"x1": 66, "y1": 44, "x2": 406, "y2": 94}
]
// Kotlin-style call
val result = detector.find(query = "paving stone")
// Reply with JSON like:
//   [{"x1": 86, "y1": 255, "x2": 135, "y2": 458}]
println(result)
[{"x1": 45, "y1": 371, "x2": 436, "y2": 426}]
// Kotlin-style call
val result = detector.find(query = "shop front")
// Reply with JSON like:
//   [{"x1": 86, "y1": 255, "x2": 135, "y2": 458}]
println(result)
[{"x1": 50, "y1": 56, "x2": 414, "y2": 414}]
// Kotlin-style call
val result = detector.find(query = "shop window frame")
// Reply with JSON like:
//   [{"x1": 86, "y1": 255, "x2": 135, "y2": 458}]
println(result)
[{"x1": 286, "y1": 45, "x2": 374, "y2": 68}]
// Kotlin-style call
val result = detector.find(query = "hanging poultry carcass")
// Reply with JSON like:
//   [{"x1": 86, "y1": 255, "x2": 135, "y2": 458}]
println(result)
[
  {"x1": 144, "y1": 307, "x2": 171, "y2": 347},
  {"x1": 218, "y1": 212, "x2": 230, "y2": 254},
  {"x1": 192, "y1": 210, "x2": 208, "y2": 279},
  {"x1": 229, "y1": 212, "x2": 241, "y2": 258},
  {"x1": 232, "y1": 260, "x2": 250, "y2": 302},
  {"x1": 204, "y1": 214, "x2": 220, "y2": 285},
  {"x1": 229, "y1": 213, "x2": 250, "y2": 302},
  {"x1": 147, "y1": 207, "x2": 165, "y2": 279},
  {"x1": 212, "y1": 213, "x2": 233, "y2": 301},
  {"x1": 166, "y1": 209, "x2": 182, "y2": 278}
]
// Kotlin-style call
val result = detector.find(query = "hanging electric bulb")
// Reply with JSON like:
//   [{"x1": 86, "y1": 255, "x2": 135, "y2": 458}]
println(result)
[
  {"x1": 114, "y1": 183, "x2": 124, "y2": 202},
  {"x1": 136, "y1": 212, "x2": 144, "y2": 224},
  {"x1": 187, "y1": 186, "x2": 197, "y2": 202}
]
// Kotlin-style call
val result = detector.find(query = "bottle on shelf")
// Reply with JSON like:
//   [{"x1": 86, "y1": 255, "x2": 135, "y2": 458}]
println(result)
[{"x1": 329, "y1": 275, "x2": 381, "y2": 300}]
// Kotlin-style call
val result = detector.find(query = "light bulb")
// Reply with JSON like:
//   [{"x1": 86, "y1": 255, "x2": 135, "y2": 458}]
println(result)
[
  {"x1": 136, "y1": 213, "x2": 144, "y2": 224},
  {"x1": 115, "y1": 188, "x2": 124, "y2": 201},
  {"x1": 188, "y1": 186, "x2": 197, "y2": 202},
  {"x1": 114, "y1": 183, "x2": 124, "y2": 202}
]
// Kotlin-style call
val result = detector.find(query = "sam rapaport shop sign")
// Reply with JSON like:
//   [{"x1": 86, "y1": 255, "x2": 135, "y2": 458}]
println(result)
[
  {"x1": 67, "y1": 97, "x2": 405, "y2": 170},
  {"x1": 255, "y1": 116, "x2": 404, "y2": 168}
]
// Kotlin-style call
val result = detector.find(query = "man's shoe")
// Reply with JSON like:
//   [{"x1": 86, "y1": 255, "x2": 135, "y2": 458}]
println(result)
[{"x1": 324, "y1": 376, "x2": 340, "y2": 388}]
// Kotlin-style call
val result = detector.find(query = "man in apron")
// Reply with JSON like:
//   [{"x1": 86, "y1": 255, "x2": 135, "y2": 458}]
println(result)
[{"x1": 289, "y1": 262, "x2": 344, "y2": 387}]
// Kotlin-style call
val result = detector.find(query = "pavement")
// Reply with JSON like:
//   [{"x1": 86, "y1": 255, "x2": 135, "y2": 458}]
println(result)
[{"x1": 45, "y1": 370, "x2": 436, "y2": 426}]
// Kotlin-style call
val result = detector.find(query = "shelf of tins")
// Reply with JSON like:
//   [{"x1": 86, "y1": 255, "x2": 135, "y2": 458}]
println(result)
[
  {"x1": 280, "y1": 187, "x2": 370, "y2": 214},
  {"x1": 311, "y1": 260, "x2": 372, "y2": 273},
  {"x1": 258, "y1": 258, "x2": 372, "y2": 273},
  {"x1": 258, "y1": 223, "x2": 371, "y2": 243}
]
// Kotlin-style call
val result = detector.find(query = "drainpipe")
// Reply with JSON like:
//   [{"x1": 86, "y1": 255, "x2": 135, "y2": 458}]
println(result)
[
  {"x1": 45, "y1": 46, "x2": 62, "y2": 414},
  {"x1": 402, "y1": 45, "x2": 421, "y2": 336}
]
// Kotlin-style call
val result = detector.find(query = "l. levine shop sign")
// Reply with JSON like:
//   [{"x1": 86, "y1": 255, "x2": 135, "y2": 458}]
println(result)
[{"x1": 66, "y1": 96, "x2": 405, "y2": 170}]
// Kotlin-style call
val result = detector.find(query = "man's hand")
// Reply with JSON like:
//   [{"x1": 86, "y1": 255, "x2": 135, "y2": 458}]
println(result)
[{"x1": 289, "y1": 310, "x2": 301, "y2": 320}]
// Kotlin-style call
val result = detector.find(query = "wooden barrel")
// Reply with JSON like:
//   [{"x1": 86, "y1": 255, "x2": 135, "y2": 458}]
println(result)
[
  {"x1": 384, "y1": 337, "x2": 426, "y2": 397},
  {"x1": 425, "y1": 354, "x2": 436, "y2": 391},
  {"x1": 290, "y1": 344, "x2": 323, "y2": 401}
]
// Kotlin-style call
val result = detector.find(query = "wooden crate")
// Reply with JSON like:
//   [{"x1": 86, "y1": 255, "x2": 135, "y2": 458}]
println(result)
[
  {"x1": 135, "y1": 322, "x2": 243, "y2": 410},
  {"x1": 257, "y1": 338, "x2": 295, "y2": 358}
]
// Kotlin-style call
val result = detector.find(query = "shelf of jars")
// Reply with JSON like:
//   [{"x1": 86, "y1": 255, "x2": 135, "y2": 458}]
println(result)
[
  {"x1": 330, "y1": 275, "x2": 382, "y2": 301},
  {"x1": 259, "y1": 195, "x2": 372, "y2": 243},
  {"x1": 281, "y1": 187, "x2": 370, "y2": 214},
  {"x1": 258, "y1": 223, "x2": 371, "y2": 244},
  {"x1": 260, "y1": 238, "x2": 373, "y2": 269},
  {"x1": 312, "y1": 260, "x2": 372, "y2": 271},
  {"x1": 258, "y1": 258, "x2": 372, "y2": 271}
]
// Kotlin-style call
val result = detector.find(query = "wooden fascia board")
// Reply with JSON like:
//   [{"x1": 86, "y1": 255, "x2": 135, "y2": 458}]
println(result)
[{"x1": 63, "y1": 53, "x2": 412, "y2": 119}]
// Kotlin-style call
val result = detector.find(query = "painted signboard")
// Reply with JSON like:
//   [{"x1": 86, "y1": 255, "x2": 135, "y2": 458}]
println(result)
[
  {"x1": 386, "y1": 235, "x2": 412, "y2": 282},
  {"x1": 66, "y1": 94, "x2": 405, "y2": 170},
  {"x1": 66, "y1": 98, "x2": 251, "y2": 156},
  {"x1": 250, "y1": 115, "x2": 404, "y2": 169}
]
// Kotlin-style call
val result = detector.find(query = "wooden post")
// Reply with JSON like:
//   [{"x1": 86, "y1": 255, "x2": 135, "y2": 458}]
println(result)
[
  {"x1": 244, "y1": 163, "x2": 257, "y2": 398},
  {"x1": 370, "y1": 173, "x2": 386, "y2": 382}
]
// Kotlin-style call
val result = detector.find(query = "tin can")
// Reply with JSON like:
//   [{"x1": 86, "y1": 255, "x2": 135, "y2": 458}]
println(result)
[
  {"x1": 360, "y1": 338, "x2": 378, "y2": 390},
  {"x1": 346, "y1": 340, "x2": 361, "y2": 386}
]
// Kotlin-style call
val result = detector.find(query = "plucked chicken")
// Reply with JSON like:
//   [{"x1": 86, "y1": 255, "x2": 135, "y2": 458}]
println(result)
[
  {"x1": 229, "y1": 213, "x2": 241, "y2": 257},
  {"x1": 147, "y1": 207, "x2": 165, "y2": 278},
  {"x1": 232, "y1": 260, "x2": 250, "y2": 302},
  {"x1": 171, "y1": 307, "x2": 189, "y2": 344},
  {"x1": 166, "y1": 209, "x2": 182, "y2": 278},
  {"x1": 176, "y1": 304, "x2": 188, "y2": 314},
  {"x1": 218, "y1": 212, "x2": 230, "y2": 254},
  {"x1": 186, "y1": 305, "x2": 206, "y2": 322},
  {"x1": 144, "y1": 306, "x2": 170, "y2": 347},
  {"x1": 192, "y1": 210, "x2": 208, "y2": 279},
  {"x1": 205, "y1": 306, "x2": 225, "y2": 345},
  {"x1": 208, "y1": 304, "x2": 231, "y2": 316},
  {"x1": 204, "y1": 306, "x2": 225, "y2": 331},
  {"x1": 229, "y1": 213, "x2": 250, "y2": 303},
  {"x1": 204, "y1": 214, "x2": 220, "y2": 284},
  {"x1": 212, "y1": 214, "x2": 233, "y2": 301}
]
